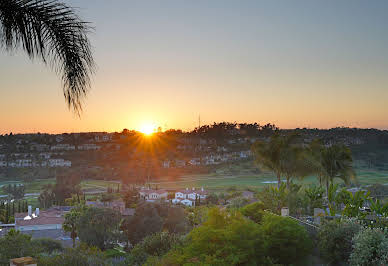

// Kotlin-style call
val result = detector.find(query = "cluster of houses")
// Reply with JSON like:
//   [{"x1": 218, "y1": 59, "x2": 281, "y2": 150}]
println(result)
[
  {"x1": 139, "y1": 187, "x2": 209, "y2": 207},
  {"x1": 162, "y1": 150, "x2": 252, "y2": 168},
  {"x1": 0, "y1": 158, "x2": 71, "y2": 168}
]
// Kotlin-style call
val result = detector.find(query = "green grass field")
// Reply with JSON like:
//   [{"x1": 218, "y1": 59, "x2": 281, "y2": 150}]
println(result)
[
  {"x1": 151, "y1": 167, "x2": 388, "y2": 191},
  {"x1": 1, "y1": 165, "x2": 387, "y2": 197}
]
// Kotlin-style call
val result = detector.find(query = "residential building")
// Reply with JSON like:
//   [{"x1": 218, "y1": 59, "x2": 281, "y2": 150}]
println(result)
[
  {"x1": 48, "y1": 159, "x2": 71, "y2": 167},
  {"x1": 162, "y1": 160, "x2": 170, "y2": 168},
  {"x1": 77, "y1": 144, "x2": 101, "y2": 150},
  {"x1": 172, "y1": 187, "x2": 208, "y2": 206},
  {"x1": 15, "y1": 207, "x2": 65, "y2": 231},
  {"x1": 50, "y1": 144, "x2": 75, "y2": 151},
  {"x1": 86, "y1": 200, "x2": 134, "y2": 216},
  {"x1": 139, "y1": 189, "x2": 168, "y2": 202}
]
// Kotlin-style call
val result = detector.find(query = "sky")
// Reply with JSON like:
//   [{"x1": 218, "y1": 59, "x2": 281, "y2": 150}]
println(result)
[{"x1": 1, "y1": 0, "x2": 388, "y2": 134}]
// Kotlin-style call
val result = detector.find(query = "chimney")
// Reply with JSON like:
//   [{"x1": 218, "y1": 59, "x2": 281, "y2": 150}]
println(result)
[
  {"x1": 35, "y1": 208, "x2": 39, "y2": 216},
  {"x1": 28, "y1": 205, "x2": 32, "y2": 216}
]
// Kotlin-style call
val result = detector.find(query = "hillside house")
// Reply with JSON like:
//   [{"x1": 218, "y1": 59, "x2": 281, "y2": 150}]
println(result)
[
  {"x1": 48, "y1": 159, "x2": 71, "y2": 167},
  {"x1": 86, "y1": 200, "x2": 134, "y2": 216},
  {"x1": 162, "y1": 160, "x2": 171, "y2": 168},
  {"x1": 50, "y1": 144, "x2": 75, "y2": 151},
  {"x1": 15, "y1": 207, "x2": 66, "y2": 231},
  {"x1": 139, "y1": 189, "x2": 168, "y2": 202},
  {"x1": 78, "y1": 144, "x2": 101, "y2": 150},
  {"x1": 172, "y1": 187, "x2": 208, "y2": 206}
]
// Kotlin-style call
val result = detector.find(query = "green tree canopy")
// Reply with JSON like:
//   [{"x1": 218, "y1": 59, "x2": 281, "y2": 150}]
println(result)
[
  {"x1": 162, "y1": 208, "x2": 269, "y2": 265},
  {"x1": 261, "y1": 213, "x2": 312, "y2": 265},
  {"x1": 76, "y1": 207, "x2": 122, "y2": 250}
]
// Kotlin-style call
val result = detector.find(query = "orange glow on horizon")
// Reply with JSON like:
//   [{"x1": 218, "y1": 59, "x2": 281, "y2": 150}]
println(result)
[{"x1": 138, "y1": 123, "x2": 156, "y2": 136}]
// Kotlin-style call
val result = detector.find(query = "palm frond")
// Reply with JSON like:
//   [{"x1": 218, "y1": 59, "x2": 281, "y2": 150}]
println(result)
[{"x1": 0, "y1": 0, "x2": 95, "y2": 114}]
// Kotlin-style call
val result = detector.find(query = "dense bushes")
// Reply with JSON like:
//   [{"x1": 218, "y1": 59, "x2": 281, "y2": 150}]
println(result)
[
  {"x1": 0, "y1": 230, "x2": 63, "y2": 265},
  {"x1": 76, "y1": 207, "x2": 122, "y2": 250},
  {"x1": 261, "y1": 213, "x2": 312, "y2": 265},
  {"x1": 39, "y1": 244, "x2": 107, "y2": 266},
  {"x1": 164, "y1": 208, "x2": 269, "y2": 265},
  {"x1": 122, "y1": 203, "x2": 189, "y2": 245},
  {"x1": 240, "y1": 202, "x2": 265, "y2": 223},
  {"x1": 349, "y1": 228, "x2": 388, "y2": 266},
  {"x1": 159, "y1": 208, "x2": 311, "y2": 265},
  {"x1": 318, "y1": 219, "x2": 362, "y2": 265},
  {"x1": 125, "y1": 232, "x2": 183, "y2": 265}
]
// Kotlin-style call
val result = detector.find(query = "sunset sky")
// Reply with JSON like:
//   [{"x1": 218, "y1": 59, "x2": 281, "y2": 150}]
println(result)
[{"x1": 1, "y1": 0, "x2": 388, "y2": 134}]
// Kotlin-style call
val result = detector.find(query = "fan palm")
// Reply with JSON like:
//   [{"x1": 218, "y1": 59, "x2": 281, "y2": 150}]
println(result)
[{"x1": 0, "y1": 0, "x2": 95, "y2": 113}]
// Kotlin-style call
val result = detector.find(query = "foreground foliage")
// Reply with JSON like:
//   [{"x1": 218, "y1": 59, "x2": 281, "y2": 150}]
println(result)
[
  {"x1": 261, "y1": 213, "x2": 312, "y2": 265},
  {"x1": 318, "y1": 220, "x2": 362, "y2": 265},
  {"x1": 349, "y1": 227, "x2": 388, "y2": 266}
]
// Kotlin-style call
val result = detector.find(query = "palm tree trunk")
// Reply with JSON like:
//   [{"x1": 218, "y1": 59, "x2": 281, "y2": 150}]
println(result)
[{"x1": 286, "y1": 176, "x2": 290, "y2": 189}]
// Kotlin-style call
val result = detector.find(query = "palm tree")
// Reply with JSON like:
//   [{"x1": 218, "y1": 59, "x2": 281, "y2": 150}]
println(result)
[
  {"x1": 320, "y1": 144, "x2": 355, "y2": 195},
  {"x1": 0, "y1": 0, "x2": 95, "y2": 113},
  {"x1": 252, "y1": 134, "x2": 284, "y2": 188},
  {"x1": 252, "y1": 133, "x2": 307, "y2": 188},
  {"x1": 307, "y1": 139, "x2": 326, "y2": 186}
]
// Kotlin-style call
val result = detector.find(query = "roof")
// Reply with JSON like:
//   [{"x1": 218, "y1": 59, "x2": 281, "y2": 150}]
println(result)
[
  {"x1": 15, "y1": 210, "x2": 64, "y2": 227},
  {"x1": 177, "y1": 189, "x2": 208, "y2": 195},
  {"x1": 10, "y1": 256, "x2": 36, "y2": 265},
  {"x1": 139, "y1": 189, "x2": 168, "y2": 195}
]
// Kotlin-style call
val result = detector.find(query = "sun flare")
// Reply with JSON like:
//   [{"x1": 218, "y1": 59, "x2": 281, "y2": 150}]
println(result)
[{"x1": 139, "y1": 123, "x2": 155, "y2": 135}]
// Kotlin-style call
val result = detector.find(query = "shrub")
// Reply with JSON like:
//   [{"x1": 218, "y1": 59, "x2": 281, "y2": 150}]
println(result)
[
  {"x1": 38, "y1": 243, "x2": 108, "y2": 266},
  {"x1": 261, "y1": 213, "x2": 312, "y2": 265},
  {"x1": 128, "y1": 232, "x2": 183, "y2": 265},
  {"x1": 0, "y1": 229, "x2": 34, "y2": 265},
  {"x1": 240, "y1": 202, "x2": 265, "y2": 224},
  {"x1": 318, "y1": 219, "x2": 361, "y2": 265},
  {"x1": 162, "y1": 208, "x2": 269, "y2": 265},
  {"x1": 349, "y1": 228, "x2": 388, "y2": 266},
  {"x1": 31, "y1": 238, "x2": 63, "y2": 254},
  {"x1": 227, "y1": 197, "x2": 249, "y2": 209}
]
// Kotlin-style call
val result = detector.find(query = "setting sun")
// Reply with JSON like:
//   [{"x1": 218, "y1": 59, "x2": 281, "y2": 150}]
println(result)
[{"x1": 139, "y1": 123, "x2": 155, "y2": 135}]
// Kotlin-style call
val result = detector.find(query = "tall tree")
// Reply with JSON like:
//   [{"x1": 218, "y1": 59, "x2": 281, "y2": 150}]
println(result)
[
  {"x1": 320, "y1": 144, "x2": 355, "y2": 195},
  {"x1": 0, "y1": 0, "x2": 95, "y2": 113},
  {"x1": 252, "y1": 133, "x2": 304, "y2": 188},
  {"x1": 63, "y1": 205, "x2": 86, "y2": 248}
]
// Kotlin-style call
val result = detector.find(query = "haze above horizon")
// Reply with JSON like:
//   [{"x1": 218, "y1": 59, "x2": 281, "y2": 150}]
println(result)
[{"x1": 1, "y1": 0, "x2": 388, "y2": 134}]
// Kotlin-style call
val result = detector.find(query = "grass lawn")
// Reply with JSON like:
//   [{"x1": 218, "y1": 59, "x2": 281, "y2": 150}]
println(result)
[
  {"x1": 151, "y1": 167, "x2": 388, "y2": 191},
  {"x1": 1, "y1": 166, "x2": 387, "y2": 197}
]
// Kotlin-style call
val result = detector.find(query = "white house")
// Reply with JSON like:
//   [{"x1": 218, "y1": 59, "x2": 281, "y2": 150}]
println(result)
[
  {"x1": 139, "y1": 189, "x2": 168, "y2": 202},
  {"x1": 173, "y1": 187, "x2": 208, "y2": 206},
  {"x1": 50, "y1": 144, "x2": 75, "y2": 151},
  {"x1": 162, "y1": 160, "x2": 170, "y2": 168},
  {"x1": 78, "y1": 144, "x2": 101, "y2": 150},
  {"x1": 48, "y1": 159, "x2": 71, "y2": 167},
  {"x1": 189, "y1": 158, "x2": 201, "y2": 166}
]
